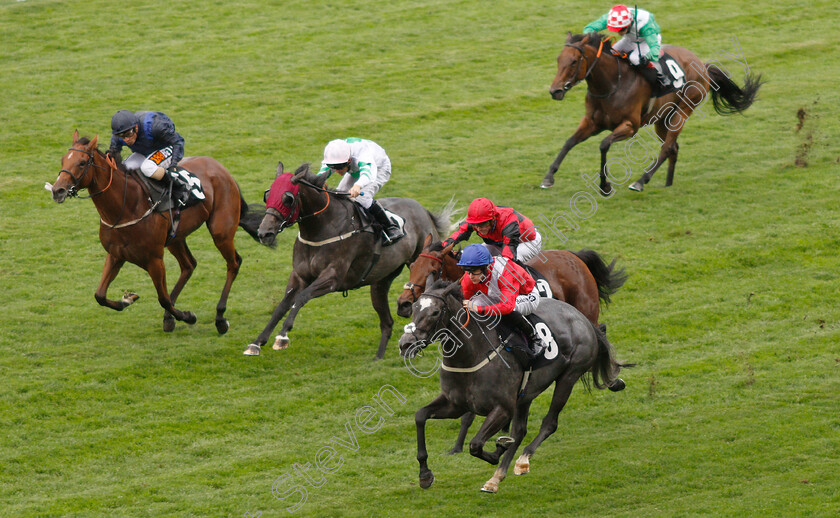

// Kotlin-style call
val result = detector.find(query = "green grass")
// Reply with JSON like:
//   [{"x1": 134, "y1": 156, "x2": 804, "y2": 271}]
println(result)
[{"x1": 2, "y1": 0, "x2": 840, "y2": 516}]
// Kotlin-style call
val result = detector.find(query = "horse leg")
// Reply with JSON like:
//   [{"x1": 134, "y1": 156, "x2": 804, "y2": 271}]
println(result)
[
  {"x1": 468, "y1": 405, "x2": 515, "y2": 467},
  {"x1": 597, "y1": 120, "x2": 636, "y2": 195},
  {"x1": 516, "y1": 372, "x2": 580, "y2": 475},
  {"x1": 94, "y1": 254, "x2": 139, "y2": 310},
  {"x1": 369, "y1": 266, "x2": 404, "y2": 360},
  {"x1": 541, "y1": 117, "x2": 597, "y2": 189},
  {"x1": 207, "y1": 227, "x2": 242, "y2": 335},
  {"x1": 448, "y1": 412, "x2": 476, "y2": 455},
  {"x1": 243, "y1": 271, "x2": 306, "y2": 355},
  {"x1": 146, "y1": 257, "x2": 196, "y2": 325},
  {"x1": 163, "y1": 240, "x2": 197, "y2": 332},
  {"x1": 631, "y1": 115, "x2": 685, "y2": 191},
  {"x1": 415, "y1": 394, "x2": 465, "y2": 489},
  {"x1": 483, "y1": 400, "x2": 533, "y2": 493},
  {"x1": 273, "y1": 270, "x2": 341, "y2": 350}
]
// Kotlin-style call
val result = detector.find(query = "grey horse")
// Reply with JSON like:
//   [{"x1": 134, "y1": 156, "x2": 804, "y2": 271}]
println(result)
[
  {"x1": 244, "y1": 162, "x2": 454, "y2": 359},
  {"x1": 398, "y1": 280, "x2": 628, "y2": 493}
]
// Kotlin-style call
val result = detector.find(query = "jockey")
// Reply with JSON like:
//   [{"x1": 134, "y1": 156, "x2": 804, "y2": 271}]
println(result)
[
  {"x1": 458, "y1": 244, "x2": 543, "y2": 357},
  {"x1": 443, "y1": 198, "x2": 542, "y2": 265},
  {"x1": 584, "y1": 4, "x2": 671, "y2": 89},
  {"x1": 107, "y1": 110, "x2": 191, "y2": 206},
  {"x1": 317, "y1": 138, "x2": 403, "y2": 245}
]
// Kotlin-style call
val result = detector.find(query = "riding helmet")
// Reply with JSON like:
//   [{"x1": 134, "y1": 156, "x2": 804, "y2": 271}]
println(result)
[
  {"x1": 465, "y1": 198, "x2": 497, "y2": 224},
  {"x1": 111, "y1": 110, "x2": 137, "y2": 135},
  {"x1": 457, "y1": 244, "x2": 493, "y2": 267}
]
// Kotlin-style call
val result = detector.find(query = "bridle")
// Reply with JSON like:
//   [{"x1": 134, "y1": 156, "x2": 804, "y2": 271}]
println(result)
[
  {"x1": 557, "y1": 38, "x2": 620, "y2": 99},
  {"x1": 59, "y1": 147, "x2": 115, "y2": 199},
  {"x1": 264, "y1": 177, "x2": 348, "y2": 231},
  {"x1": 403, "y1": 253, "x2": 444, "y2": 303}
]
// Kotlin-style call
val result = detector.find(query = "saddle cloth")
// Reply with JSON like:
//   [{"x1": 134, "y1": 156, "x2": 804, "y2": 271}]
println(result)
[
  {"x1": 498, "y1": 313, "x2": 564, "y2": 370},
  {"x1": 131, "y1": 165, "x2": 205, "y2": 212}
]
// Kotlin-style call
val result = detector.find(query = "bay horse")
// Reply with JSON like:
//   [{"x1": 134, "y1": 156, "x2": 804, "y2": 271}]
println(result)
[
  {"x1": 398, "y1": 280, "x2": 628, "y2": 493},
  {"x1": 244, "y1": 162, "x2": 454, "y2": 359},
  {"x1": 51, "y1": 131, "x2": 263, "y2": 333},
  {"x1": 542, "y1": 32, "x2": 763, "y2": 192},
  {"x1": 396, "y1": 235, "x2": 626, "y2": 454}
]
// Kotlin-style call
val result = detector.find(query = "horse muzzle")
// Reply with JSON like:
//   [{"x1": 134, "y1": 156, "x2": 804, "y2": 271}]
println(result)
[
  {"x1": 258, "y1": 230, "x2": 277, "y2": 247},
  {"x1": 396, "y1": 297, "x2": 413, "y2": 318},
  {"x1": 550, "y1": 87, "x2": 567, "y2": 101}
]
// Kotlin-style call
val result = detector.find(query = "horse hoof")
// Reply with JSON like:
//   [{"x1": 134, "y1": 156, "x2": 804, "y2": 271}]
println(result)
[
  {"x1": 273, "y1": 334, "x2": 289, "y2": 351},
  {"x1": 243, "y1": 344, "x2": 261, "y2": 356},
  {"x1": 216, "y1": 318, "x2": 230, "y2": 335},
  {"x1": 514, "y1": 454, "x2": 531, "y2": 475},
  {"x1": 163, "y1": 317, "x2": 175, "y2": 333},
  {"x1": 480, "y1": 481, "x2": 499, "y2": 493},
  {"x1": 601, "y1": 182, "x2": 614, "y2": 195},
  {"x1": 447, "y1": 447, "x2": 463, "y2": 455},
  {"x1": 629, "y1": 181, "x2": 644, "y2": 192},
  {"x1": 540, "y1": 178, "x2": 554, "y2": 189},
  {"x1": 121, "y1": 291, "x2": 139, "y2": 306},
  {"x1": 419, "y1": 472, "x2": 435, "y2": 489},
  {"x1": 183, "y1": 312, "x2": 197, "y2": 325},
  {"x1": 496, "y1": 436, "x2": 515, "y2": 449},
  {"x1": 608, "y1": 378, "x2": 626, "y2": 392}
]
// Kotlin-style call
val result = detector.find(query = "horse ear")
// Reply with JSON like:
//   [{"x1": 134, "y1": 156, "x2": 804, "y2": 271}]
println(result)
[
  {"x1": 89, "y1": 135, "x2": 99, "y2": 150},
  {"x1": 566, "y1": 31, "x2": 573, "y2": 43},
  {"x1": 73, "y1": 129, "x2": 80, "y2": 142},
  {"x1": 442, "y1": 240, "x2": 456, "y2": 256},
  {"x1": 290, "y1": 163, "x2": 309, "y2": 184},
  {"x1": 423, "y1": 233, "x2": 433, "y2": 248},
  {"x1": 442, "y1": 280, "x2": 462, "y2": 299},
  {"x1": 276, "y1": 160, "x2": 285, "y2": 177}
]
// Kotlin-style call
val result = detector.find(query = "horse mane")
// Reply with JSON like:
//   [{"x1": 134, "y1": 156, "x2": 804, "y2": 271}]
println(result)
[
  {"x1": 429, "y1": 241, "x2": 445, "y2": 252},
  {"x1": 76, "y1": 136, "x2": 127, "y2": 173},
  {"x1": 291, "y1": 162, "x2": 327, "y2": 188},
  {"x1": 570, "y1": 32, "x2": 613, "y2": 53}
]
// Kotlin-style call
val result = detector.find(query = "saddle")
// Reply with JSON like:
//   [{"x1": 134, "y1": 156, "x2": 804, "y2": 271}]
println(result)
[
  {"x1": 612, "y1": 49, "x2": 683, "y2": 98},
  {"x1": 352, "y1": 203, "x2": 406, "y2": 247},
  {"x1": 130, "y1": 165, "x2": 204, "y2": 212},
  {"x1": 521, "y1": 264, "x2": 553, "y2": 298},
  {"x1": 497, "y1": 313, "x2": 562, "y2": 370}
]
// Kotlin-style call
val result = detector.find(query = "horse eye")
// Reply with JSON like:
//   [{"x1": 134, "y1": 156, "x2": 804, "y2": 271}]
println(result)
[
  {"x1": 282, "y1": 192, "x2": 295, "y2": 207},
  {"x1": 263, "y1": 189, "x2": 270, "y2": 203}
]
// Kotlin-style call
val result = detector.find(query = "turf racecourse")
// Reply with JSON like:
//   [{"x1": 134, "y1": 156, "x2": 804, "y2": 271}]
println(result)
[{"x1": 2, "y1": 0, "x2": 839, "y2": 516}]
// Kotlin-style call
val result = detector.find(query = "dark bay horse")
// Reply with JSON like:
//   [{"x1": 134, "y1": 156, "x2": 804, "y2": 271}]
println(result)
[
  {"x1": 398, "y1": 280, "x2": 628, "y2": 493},
  {"x1": 51, "y1": 131, "x2": 263, "y2": 333},
  {"x1": 396, "y1": 235, "x2": 627, "y2": 454},
  {"x1": 244, "y1": 162, "x2": 454, "y2": 359},
  {"x1": 543, "y1": 32, "x2": 763, "y2": 192}
]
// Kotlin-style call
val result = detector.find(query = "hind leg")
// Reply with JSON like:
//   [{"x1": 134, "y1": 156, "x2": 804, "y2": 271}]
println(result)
[
  {"x1": 468, "y1": 405, "x2": 515, "y2": 467},
  {"x1": 207, "y1": 222, "x2": 242, "y2": 335},
  {"x1": 163, "y1": 240, "x2": 197, "y2": 332},
  {"x1": 630, "y1": 116, "x2": 685, "y2": 191},
  {"x1": 516, "y1": 371, "x2": 581, "y2": 475},
  {"x1": 594, "y1": 120, "x2": 637, "y2": 195},
  {"x1": 482, "y1": 400, "x2": 532, "y2": 493},
  {"x1": 448, "y1": 412, "x2": 476, "y2": 455}
]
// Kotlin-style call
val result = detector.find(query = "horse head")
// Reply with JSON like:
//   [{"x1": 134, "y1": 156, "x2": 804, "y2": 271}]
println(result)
[
  {"x1": 259, "y1": 162, "x2": 332, "y2": 246},
  {"x1": 398, "y1": 280, "x2": 462, "y2": 358},
  {"x1": 550, "y1": 32, "x2": 600, "y2": 100},
  {"x1": 396, "y1": 234, "x2": 456, "y2": 317},
  {"x1": 52, "y1": 130, "x2": 103, "y2": 203}
]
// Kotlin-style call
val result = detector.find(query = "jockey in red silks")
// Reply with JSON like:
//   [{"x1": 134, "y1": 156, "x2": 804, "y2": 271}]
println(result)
[
  {"x1": 458, "y1": 244, "x2": 543, "y2": 356},
  {"x1": 443, "y1": 198, "x2": 543, "y2": 264}
]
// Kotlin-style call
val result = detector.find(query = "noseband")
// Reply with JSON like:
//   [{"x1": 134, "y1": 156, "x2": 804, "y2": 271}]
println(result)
[
  {"x1": 403, "y1": 253, "x2": 444, "y2": 302},
  {"x1": 557, "y1": 38, "x2": 618, "y2": 99},
  {"x1": 59, "y1": 147, "x2": 113, "y2": 198}
]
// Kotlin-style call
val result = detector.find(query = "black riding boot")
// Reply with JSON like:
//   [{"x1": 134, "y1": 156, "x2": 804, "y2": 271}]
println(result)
[
  {"x1": 502, "y1": 311, "x2": 541, "y2": 358},
  {"x1": 652, "y1": 61, "x2": 671, "y2": 89},
  {"x1": 368, "y1": 200, "x2": 403, "y2": 245},
  {"x1": 168, "y1": 169, "x2": 191, "y2": 207}
]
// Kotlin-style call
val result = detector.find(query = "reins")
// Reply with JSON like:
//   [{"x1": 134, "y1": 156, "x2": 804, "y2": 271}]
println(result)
[{"x1": 562, "y1": 37, "x2": 621, "y2": 99}]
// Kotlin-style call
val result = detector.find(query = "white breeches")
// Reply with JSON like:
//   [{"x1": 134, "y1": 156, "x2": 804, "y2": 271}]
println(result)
[{"x1": 124, "y1": 147, "x2": 173, "y2": 178}]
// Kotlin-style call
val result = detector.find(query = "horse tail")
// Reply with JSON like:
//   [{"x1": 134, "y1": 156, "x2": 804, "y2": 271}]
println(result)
[
  {"x1": 572, "y1": 249, "x2": 628, "y2": 305},
  {"x1": 705, "y1": 64, "x2": 764, "y2": 115},
  {"x1": 430, "y1": 196, "x2": 459, "y2": 239},
  {"x1": 237, "y1": 187, "x2": 267, "y2": 245},
  {"x1": 590, "y1": 323, "x2": 633, "y2": 390}
]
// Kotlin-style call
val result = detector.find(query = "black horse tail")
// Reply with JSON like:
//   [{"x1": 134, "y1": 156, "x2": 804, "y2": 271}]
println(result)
[
  {"x1": 572, "y1": 249, "x2": 628, "y2": 305},
  {"x1": 705, "y1": 65, "x2": 764, "y2": 115},
  {"x1": 237, "y1": 188, "x2": 267, "y2": 245},
  {"x1": 590, "y1": 324, "x2": 634, "y2": 390}
]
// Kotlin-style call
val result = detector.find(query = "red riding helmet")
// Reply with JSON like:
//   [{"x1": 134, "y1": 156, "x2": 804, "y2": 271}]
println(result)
[
  {"x1": 465, "y1": 198, "x2": 497, "y2": 224},
  {"x1": 607, "y1": 4, "x2": 632, "y2": 32}
]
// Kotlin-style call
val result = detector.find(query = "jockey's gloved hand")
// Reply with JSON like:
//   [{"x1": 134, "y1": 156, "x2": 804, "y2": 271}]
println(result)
[
  {"x1": 629, "y1": 53, "x2": 640, "y2": 66},
  {"x1": 638, "y1": 56, "x2": 650, "y2": 67}
]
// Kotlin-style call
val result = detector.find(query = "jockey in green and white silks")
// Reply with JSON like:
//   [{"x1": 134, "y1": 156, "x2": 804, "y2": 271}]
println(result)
[
  {"x1": 317, "y1": 137, "x2": 402, "y2": 244},
  {"x1": 584, "y1": 4, "x2": 670, "y2": 87}
]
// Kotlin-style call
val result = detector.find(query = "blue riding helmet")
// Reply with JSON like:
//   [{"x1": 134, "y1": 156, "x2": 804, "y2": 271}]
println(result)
[{"x1": 457, "y1": 244, "x2": 493, "y2": 267}]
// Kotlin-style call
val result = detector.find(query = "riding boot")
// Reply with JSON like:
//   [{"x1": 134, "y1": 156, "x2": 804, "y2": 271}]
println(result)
[
  {"x1": 652, "y1": 61, "x2": 671, "y2": 89},
  {"x1": 168, "y1": 169, "x2": 191, "y2": 207},
  {"x1": 501, "y1": 311, "x2": 541, "y2": 358},
  {"x1": 368, "y1": 200, "x2": 403, "y2": 245}
]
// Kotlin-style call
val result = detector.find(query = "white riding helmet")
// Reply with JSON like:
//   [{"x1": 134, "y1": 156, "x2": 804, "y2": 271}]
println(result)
[{"x1": 323, "y1": 139, "x2": 352, "y2": 166}]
